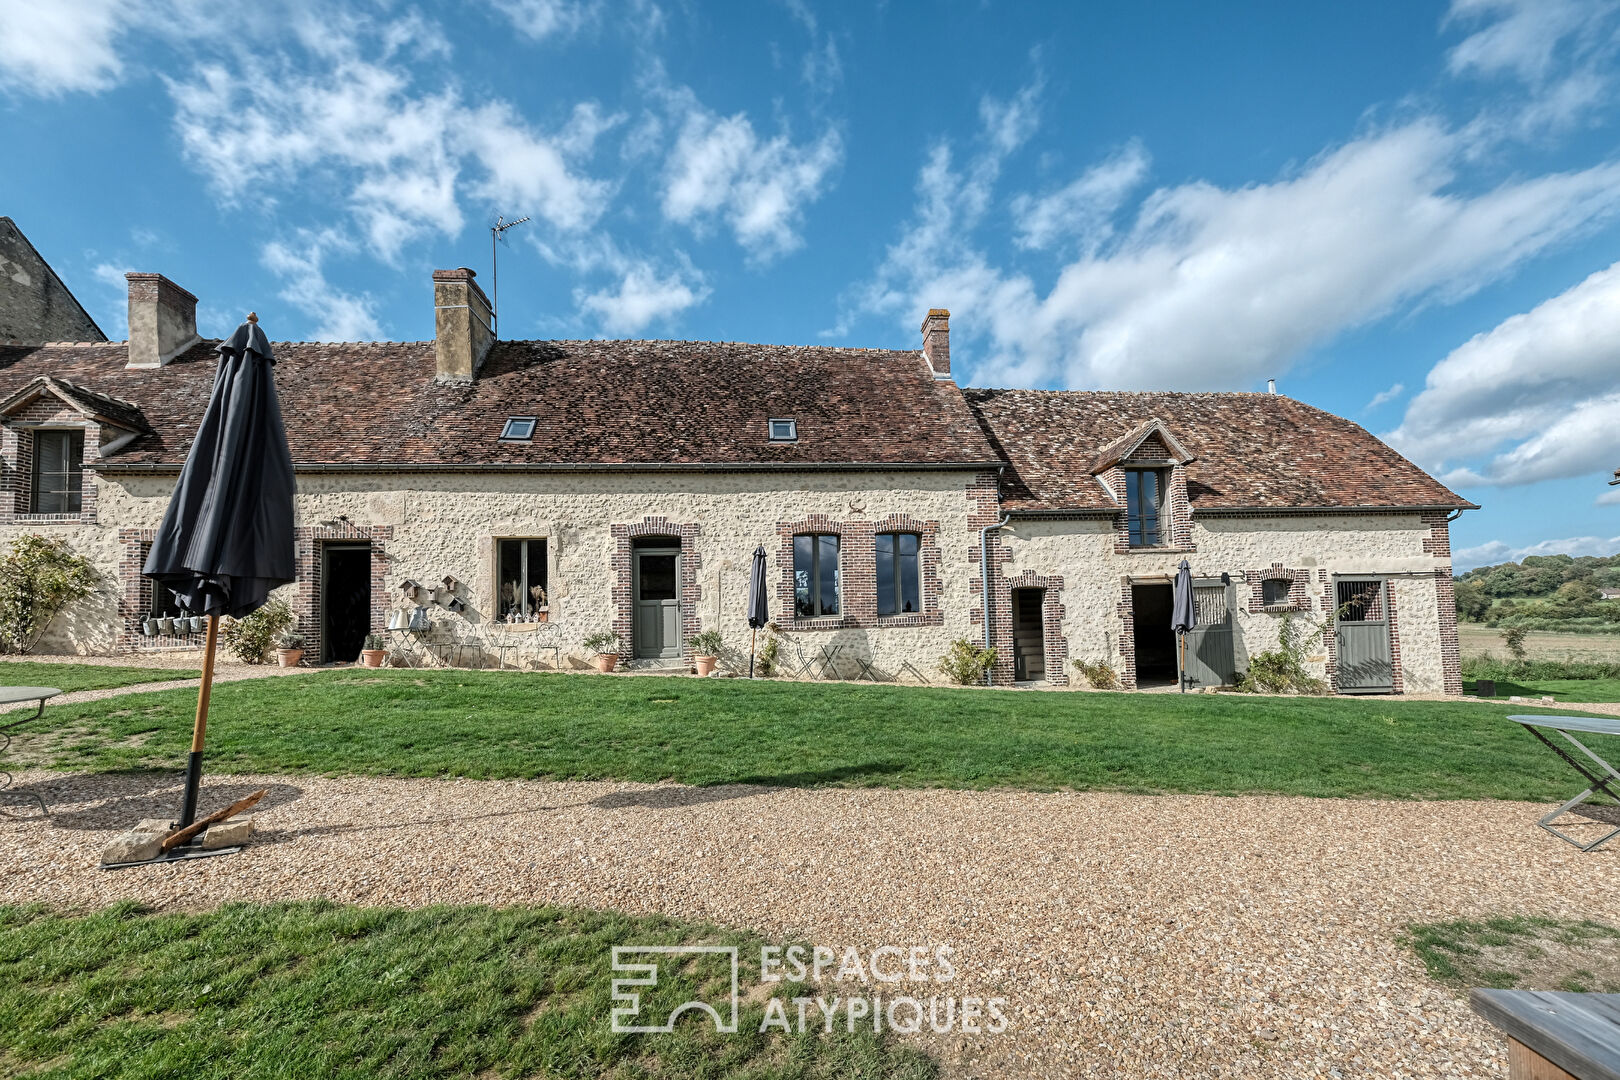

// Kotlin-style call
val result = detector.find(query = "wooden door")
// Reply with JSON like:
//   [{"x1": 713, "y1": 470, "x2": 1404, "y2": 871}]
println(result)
[
  {"x1": 1335, "y1": 578, "x2": 1393, "y2": 693},
  {"x1": 634, "y1": 548, "x2": 681, "y2": 659},
  {"x1": 1184, "y1": 577, "x2": 1237, "y2": 687}
]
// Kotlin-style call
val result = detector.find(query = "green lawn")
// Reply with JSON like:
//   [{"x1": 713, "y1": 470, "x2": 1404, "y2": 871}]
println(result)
[
  {"x1": 0, "y1": 901, "x2": 932, "y2": 1080},
  {"x1": 1402, "y1": 915, "x2": 1620, "y2": 993},
  {"x1": 4, "y1": 670, "x2": 1614, "y2": 801},
  {"x1": 0, "y1": 661, "x2": 201, "y2": 694},
  {"x1": 1463, "y1": 677, "x2": 1620, "y2": 702}
]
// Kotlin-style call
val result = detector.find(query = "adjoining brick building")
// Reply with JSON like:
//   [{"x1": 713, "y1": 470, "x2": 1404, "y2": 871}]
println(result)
[{"x1": 0, "y1": 264, "x2": 1474, "y2": 692}]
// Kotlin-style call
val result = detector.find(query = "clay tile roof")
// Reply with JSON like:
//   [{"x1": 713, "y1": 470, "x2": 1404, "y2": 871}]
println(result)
[
  {"x1": 0, "y1": 374, "x2": 150, "y2": 433},
  {"x1": 964, "y1": 389, "x2": 1475, "y2": 513},
  {"x1": 0, "y1": 338, "x2": 998, "y2": 470}
]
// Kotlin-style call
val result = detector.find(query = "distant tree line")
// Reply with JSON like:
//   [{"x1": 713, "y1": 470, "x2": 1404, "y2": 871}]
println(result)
[{"x1": 1454, "y1": 553, "x2": 1620, "y2": 633}]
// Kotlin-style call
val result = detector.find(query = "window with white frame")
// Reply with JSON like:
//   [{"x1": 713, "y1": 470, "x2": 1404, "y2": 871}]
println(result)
[
  {"x1": 31, "y1": 429, "x2": 84, "y2": 514},
  {"x1": 496, "y1": 538, "x2": 548, "y2": 621}
]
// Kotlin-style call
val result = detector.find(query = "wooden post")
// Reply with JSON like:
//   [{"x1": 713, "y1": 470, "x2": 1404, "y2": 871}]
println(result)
[
  {"x1": 177, "y1": 614, "x2": 219, "y2": 828},
  {"x1": 749, "y1": 627, "x2": 758, "y2": 679}
]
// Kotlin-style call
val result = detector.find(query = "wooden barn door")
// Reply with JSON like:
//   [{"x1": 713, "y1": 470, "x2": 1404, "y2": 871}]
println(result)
[
  {"x1": 1184, "y1": 577, "x2": 1237, "y2": 687},
  {"x1": 1335, "y1": 577, "x2": 1393, "y2": 693}
]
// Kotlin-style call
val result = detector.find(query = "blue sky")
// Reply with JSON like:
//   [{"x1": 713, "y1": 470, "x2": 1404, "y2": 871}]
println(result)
[{"x1": 2, "y1": 0, "x2": 1618, "y2": 568}]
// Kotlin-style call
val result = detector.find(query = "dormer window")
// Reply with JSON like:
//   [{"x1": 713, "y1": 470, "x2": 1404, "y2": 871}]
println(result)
[
  {"x1": 31, "y1": 429, "x2": 84, "y2": 514},
  {"x1": 768, "y1": 418, "x2": 797, "y2": 442},
  {"x1": 1124, "y1": 467, "x2": 1163, "y2": 548},
  {"x1": 500, "y1": 416, "x2": 537, "y2": 442}
]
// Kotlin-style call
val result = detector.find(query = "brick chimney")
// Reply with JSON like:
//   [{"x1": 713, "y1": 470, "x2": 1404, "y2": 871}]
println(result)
[
  {"x1": 125, "y1": 273, "x2": 198, "y2": 369},
  {"x1": 921, "y1": 308, "x2": 950, "y2": 380},
  {"x1": 433, "y1": 267, "x2": 493, "y2": 383}
]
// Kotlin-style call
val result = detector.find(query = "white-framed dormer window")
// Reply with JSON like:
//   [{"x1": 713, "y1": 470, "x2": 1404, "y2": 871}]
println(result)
[
  {"x1": 500, "y1": 416, "x2": 537, "y2": 442},
  {"x1": 768, "y1": 418, "x2": 797, "y2": 442},
  {"x1": 31, "y1": 429, "x2": 84, "y2": 514}
]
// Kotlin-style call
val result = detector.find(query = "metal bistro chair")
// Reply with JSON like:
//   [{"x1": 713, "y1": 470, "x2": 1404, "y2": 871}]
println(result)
[
  {"x1": 815, "y1": 642, "x2": 846, "y2": 680},
  {"x1": 778, "y1": 638, "x2": 817, "y2": 680}
]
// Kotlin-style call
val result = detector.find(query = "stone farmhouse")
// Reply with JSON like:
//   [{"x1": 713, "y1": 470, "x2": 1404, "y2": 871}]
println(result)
[{"x1": 0, "y1": 253, "x2": 1474, "y2": 692}]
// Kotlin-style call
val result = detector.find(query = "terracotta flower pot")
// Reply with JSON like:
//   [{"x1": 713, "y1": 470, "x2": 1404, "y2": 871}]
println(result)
[
  {"x1": 694, "y1": 655, "x2": 717, "y2": 676},
  {"x1": 593, "y1": 653, "x2": 619, "y2": 673},
  {"x1": 360, "y1": 649, "x2": 387, "y2": 669},
  {"x1": 277, "y1": 648, "x2": 303, "y2": 668}
]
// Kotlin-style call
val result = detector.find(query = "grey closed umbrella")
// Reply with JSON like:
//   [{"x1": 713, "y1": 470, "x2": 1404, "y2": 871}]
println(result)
[
  {"x1": 143, "y1": 314, "x2": 295, "y2": 829},
  {"x1": 1171, "y1": 559, "x2": 1196, "y2": 693},
  {"x1": 746, "y1": 545, "x2": 768, "y2": 677}
]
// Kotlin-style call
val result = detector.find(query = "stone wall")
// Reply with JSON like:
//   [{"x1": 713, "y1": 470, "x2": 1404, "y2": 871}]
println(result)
[
  {"x1": 993, "y1": 512, "x2": 1457, "y2": 694},
  {"x1": 0, "y1": 218, "x2": 105, "y2": 344},
  {"x1": 1, "y1": 469, "x2": 987, "y2": 674}
]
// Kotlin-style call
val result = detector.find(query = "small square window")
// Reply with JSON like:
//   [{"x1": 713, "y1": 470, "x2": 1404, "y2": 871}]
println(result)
[
  {"x1": 1262, "y1": 578, "x2": 1292, "y2": 607},
  {"x1": 768, "y1": 418, "x2": 797, "y2": 442},
  {"x1": 500, "y1": 416, "x2": 537, "y2": 442}
]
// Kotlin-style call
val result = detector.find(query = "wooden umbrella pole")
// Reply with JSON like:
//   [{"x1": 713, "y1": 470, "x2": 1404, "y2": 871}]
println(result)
[
  {"x1": 749, "y1": 627, "x2": 758, "y2": 679},
  {"x1": 177, "y1": 614, "x2": 220, "y2": 828}
]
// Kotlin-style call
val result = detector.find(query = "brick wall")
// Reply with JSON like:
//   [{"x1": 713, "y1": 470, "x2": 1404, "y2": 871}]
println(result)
[
  {"x1": 1244, "y1": 563, "x2": 1313, "y2": 613},
  {"x1": 611, "y1": 516, "x2": 702, "y2": 663},
  {"x1": 292, "y1": 522, "x2": 394, "y2": 662},
  {"x1": 1422, "y1": 512, "x2": 1464, "y2": 695},
  {"x1": 1116, "y1": 577, "x2": 1137, "y2": 690},
  {"x1": 1108, "y1": 436, "x2": 1194, "y2": 554},
  {"x1": 116, "y1": 530, "x2": 207, "y2": 651},
  {"x1": 773, "y1": 512, "x2": 945, "y2": 631},
  {"x1": 997, "y1": 569, "x2": 1069, "y2": 685},
  {"x1": 1, "y1": 398, "x2": 97, "y2": 524}
]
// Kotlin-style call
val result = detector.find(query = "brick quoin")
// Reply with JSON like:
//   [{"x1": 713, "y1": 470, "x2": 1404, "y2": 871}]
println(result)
[
  {"x1": 997, "y1": 569, "x2": 1069, "y2": 686},
  {"x1": 292, "y1": 523, "x2": 394, "y2": 663},
  {"x1": 1422, "y1": 513, "x2": 1465, "y2": 695},
  {"x1": 611, "y1": 517, "x2": 702, "y2": 664}
]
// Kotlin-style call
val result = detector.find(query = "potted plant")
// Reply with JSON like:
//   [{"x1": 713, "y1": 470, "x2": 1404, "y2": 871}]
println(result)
[
  {"x1": 689, "y1": 629, "x2": 723, "y2": 676},
  {"x1": 276, "y1": 630, "x2": 305, "y2": 668},
  {"x1": 582, "y1": 630, "x2": 620, "y2": 672},
  {"x1": 360, "y1": 632, "x2": 389, "y2": 668}
]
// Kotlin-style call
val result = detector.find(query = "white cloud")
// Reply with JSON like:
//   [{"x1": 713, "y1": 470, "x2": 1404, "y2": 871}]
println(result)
[
  {"x1": 576, "y1": 261, "x2": 709, "y2": 335},
  {"x1": 488, "y1": 0, "x2": 598, "y2": 41},
  {"x1": 0, "y1": 0, "x2": 131, "y2": 95},
  {"x1": 1365, "y1": 382, "x2": 1406, "y2": 411},
  {"x1": 261, "y1": 232, "x2": 383, "y2": 341},
  {"x1": 660, "y1": 98, "x2": 842, "y2": 261},
  {"x1": 851, "y1": 112, "x2": 1620, "y2": 390},
  {"x1": 1388, "y1": 261, "x2": 1620, "y2": 487},
  {"x1": 1597, "y1": 487, "x2": 1620, "y2": 506},
  {"x1": 1446, "y1": 0, "x2": 1620, "y2": 131},
  {"x1": 1011, "y1": 140, "x2": 1150, "y2": 253},
  {"x1": 1455, "y1": 533, "x2": 1620, "y2": 570}
]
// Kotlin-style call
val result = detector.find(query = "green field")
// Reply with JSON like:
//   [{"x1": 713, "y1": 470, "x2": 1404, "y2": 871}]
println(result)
[
  {"x1": 0, "y1": 901, "x2": 931, "y2": 1080},
  {"x1": 0, "y1": 661, "x2": 201, "y2": 694},
  {"x1": 1463, "y1": 677, "x2": 1620, "y2": 703},
  {"x1": 3, "y1": 669, "x2": 1612, "y2": 801},
  {"x1": 1459, "y1": 625, "x2": 1620, "y2": 662}
]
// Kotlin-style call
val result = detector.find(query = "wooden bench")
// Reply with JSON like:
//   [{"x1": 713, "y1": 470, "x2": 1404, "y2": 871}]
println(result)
[{"x1": 1471, "y1": 989, "x2": 1620, "y2": 1080}]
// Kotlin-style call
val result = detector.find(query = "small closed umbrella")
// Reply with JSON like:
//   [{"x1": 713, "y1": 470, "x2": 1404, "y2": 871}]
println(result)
[
  {"x1": 1171, "y1": 559, "x2": 1196, "y2": 693},
  {"x1": 746, "y1": 545, "x2": 768, "y2": 677},
  {"x1": 144, "y1": 313, "x2": 295, "y2": 829}
]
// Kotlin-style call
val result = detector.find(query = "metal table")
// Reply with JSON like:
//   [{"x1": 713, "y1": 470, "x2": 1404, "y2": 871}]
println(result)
[
  {"x1": 1509, "y1": 714, "x2": 1620, "y2": 851},
  {"x1": 0, "y1": 686, "x2": 60, "y2": 817}
]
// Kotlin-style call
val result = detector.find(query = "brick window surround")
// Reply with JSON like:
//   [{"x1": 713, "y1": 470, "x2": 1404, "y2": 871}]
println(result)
[
  {"x1": 991, "y1": 570, "x2": 1068, "y2": 686},
  {"x1": 1245, "y1": 564, "x2": 1313, "y2": 613},
  {"x1": 1108, "y1": 435, "x2": 1193, "y2": 554},
  {"x1": 2, "y1": 409, "x2": 99, "y2": 525},
  {"x1": 775, "y1": 513, "x2": 944, "y2": 631},
  {"x1": 118, "y1": 530, "x2": 207, "y2": 651},
  {"x1": 293, "y1": 523, "x2": 394, "y2": 662},
  {"x1": 611, "y1": 517, "x2": 702, "y2": 662}
]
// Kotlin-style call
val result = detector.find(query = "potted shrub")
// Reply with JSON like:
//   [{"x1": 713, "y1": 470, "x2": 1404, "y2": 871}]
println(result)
[
  {"x1": 276, "y1": 630, "x2": 305, "y2": 668},
  {"x1": 689, "y1": 629, "x2": 723, "y2": 676},
  {"x1": 582, "y1": 630, "x2": 620, "y2": 672},
  {"x1": 360, "y1": 632, "x2": 389, "y2": 668}
]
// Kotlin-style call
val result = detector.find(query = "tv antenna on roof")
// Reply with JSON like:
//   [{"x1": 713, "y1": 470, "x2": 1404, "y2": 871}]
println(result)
[{"x1": 490, "y1": 214, "x2": 530, "y2": 336}]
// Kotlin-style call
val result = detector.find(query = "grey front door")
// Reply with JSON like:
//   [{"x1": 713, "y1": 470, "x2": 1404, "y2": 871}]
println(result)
[
  {"x1": 634, "y1": 547, "x2": 681, "y2": 659},
  {"x1": 1335, "y1": 578, "x2": 1393, "y2": 693},
  {"x1": 1184, "y1": 576, "x2": 1237, "y2": 687}
]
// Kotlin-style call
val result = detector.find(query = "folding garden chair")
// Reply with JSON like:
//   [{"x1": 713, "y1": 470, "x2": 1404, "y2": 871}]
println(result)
[
  {"x1": 850, "y1": 653, "x2": 884, "y2": 682},
  {"x1": 896, "y1": 660, "x2": 932, "y2": 685},
  {"x1": 1508, "y1": 714, "x2": 1620, "y2": 852},
  {"x1": 779, "y1": 640, "x2": 816, "y2": 680}
]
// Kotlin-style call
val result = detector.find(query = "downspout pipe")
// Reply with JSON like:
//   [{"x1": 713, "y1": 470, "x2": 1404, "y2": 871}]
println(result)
[{"x1": 981, "y1": 512, "x2": 1010, "y2": 685}]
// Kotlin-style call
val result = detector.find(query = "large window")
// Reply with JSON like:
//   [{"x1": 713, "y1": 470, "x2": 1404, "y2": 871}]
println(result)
[
  {"x1": 1124, "y1": 468, "x2": 1163, "y2": 548},
  {"x1": 31, "y1": 430, "x2": 83, "y2": 514},
  {"x1": 496, "y1": 538, "x2": 548, "y2": 621},
  {"x1": 876, "y1": 532, "x2": 920, "y2": 615},
  {"x1": 793, "y1": 533, "x2": 839, "y2": 618}
]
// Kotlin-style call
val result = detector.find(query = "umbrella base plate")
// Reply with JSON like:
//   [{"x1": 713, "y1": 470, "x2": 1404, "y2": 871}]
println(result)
[{"x1": 99, "y1": 844, "x2": 243, "y2": 871}]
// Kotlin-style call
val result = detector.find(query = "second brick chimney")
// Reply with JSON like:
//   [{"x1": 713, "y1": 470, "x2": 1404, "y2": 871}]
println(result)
[
  {"x1": 433, "y1": 267, "x2": 494, "y2": 383},
  {"x1": 921, "y1": 308, "x2": 950, "y2": 380},
  {"x1": 125, "y1": 273, "x2": 198, "y2": 369}
]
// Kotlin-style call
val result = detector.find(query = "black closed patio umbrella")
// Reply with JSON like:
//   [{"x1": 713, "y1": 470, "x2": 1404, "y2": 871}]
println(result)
[
  {"x1": 746, "y1": 545, "x2": 768, "y2": 677},
  {"x1": 144, "y1": 313, "x2": 295, "y2": 829},
  {"x1": 1171, "y1": 559, "x2": 1197, "y2": 693}
]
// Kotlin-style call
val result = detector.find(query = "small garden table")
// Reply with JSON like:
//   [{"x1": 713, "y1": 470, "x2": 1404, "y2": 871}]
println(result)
[
  {"x1": 0, "y1": 686, "x2": 60, "y2": 817},
  {"x1": 1471, "y1": 988, "x2": 1620, "y2": 1080},
  {"x1": 1508, "y1": 714, "x2": 1620, "y2": 852}
]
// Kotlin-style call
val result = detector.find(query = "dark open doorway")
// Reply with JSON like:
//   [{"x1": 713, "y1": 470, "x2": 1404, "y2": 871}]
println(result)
[
  {"x1": 322, "y1": 543, "x2": 371, "y2": 663},
  {"x1": 1131, "y1": 582, "x2": 1177, "y2": 685},
  {"x1": 1012, "y1": 587, "x2": 1046, "y2": 681}
]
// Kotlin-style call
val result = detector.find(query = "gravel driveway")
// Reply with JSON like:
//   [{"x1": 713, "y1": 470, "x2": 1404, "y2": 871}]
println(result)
[{"x1": 3, "y1": 771, "x2": 1616, "y2": 1078}]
